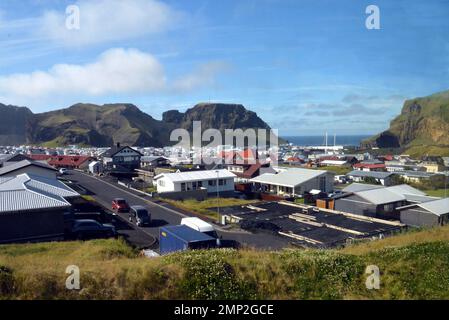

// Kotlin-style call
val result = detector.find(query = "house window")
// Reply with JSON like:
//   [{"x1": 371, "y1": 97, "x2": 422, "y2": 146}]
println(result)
[
  {"x1": 181, "y1": 183, "x2": 186, "y2": 192},
  {"x1": 219, "y1": 179, "x2": 224, "y2": 186},
  {"x1": 158, "y1": 180, "x2": 165, "y2": 187},
  {"x1": 208, "y1": 180, "x2": 216, "y2": 186},
  {"x1": 198, "y1": 181, "x2": 203, "y2": 188},
  {"x1": 192, "y1": 182, "x2": 197, "y2": 190}
]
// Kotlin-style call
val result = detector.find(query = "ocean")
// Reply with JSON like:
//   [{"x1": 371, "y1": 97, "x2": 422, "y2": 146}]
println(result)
[{"x1": 283, "y1": 135, "x2": 371, "y2": 147}]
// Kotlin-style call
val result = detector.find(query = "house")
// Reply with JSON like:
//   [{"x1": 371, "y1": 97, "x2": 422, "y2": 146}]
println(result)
[
  {"x1": 89, "y1": 161, "x2": 103, "y2": 175},
  {"x1": 396, "y1": 171, "x2": 437, "y2": 184},
  {"x1": 320, "y1": 160, "x2": 348, "y2": 167},
  {"x1": 225, "y1": 162, "x2": 276, "y2": 183},
  {"x1": 397, "y1": 198, "x2": 449, "y2": 227},
  {"x1": 0, "y1": 173, "x2": 79, "y2": 243},
  {"x1": 250, "y1": 168, "x2": 334, "y2": 197},
  {"x1": 154, "y1": 169, "x2": 236, "y2": 197},
  {"x1": 0, "y1": 160, "x2": 57, "y2": 179},
  {"x1": 141, "y1": 156, "x2": 170, "y2": 168},
  {"x1": 353, "y1": 162, "x2": 386, "y2": 172},
  {"x1": 346, "y1": 170, "x2": 395, "y2": 186},
  {"x1": 333, "y1": 183, "x2": 437, "y2": 219},
  {"x1": 101, "y1": 143, "x2": 143, "y2": 172},
  {"x1": 419, "y1": 162, "x2": 445, "y2": 173},
  {"x1": 47, "y1": 155, "x2": 95, "y2": 170}
]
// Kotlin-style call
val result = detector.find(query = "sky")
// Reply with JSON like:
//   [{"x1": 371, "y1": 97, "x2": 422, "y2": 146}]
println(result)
[{"x1": 0, "y1": 0, "x2": 448, "y2": 136}]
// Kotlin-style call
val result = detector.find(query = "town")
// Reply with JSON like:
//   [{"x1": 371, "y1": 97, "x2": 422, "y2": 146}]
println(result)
[{"x1": 1, "y1": 139, "x2": 448, "y2": 254}]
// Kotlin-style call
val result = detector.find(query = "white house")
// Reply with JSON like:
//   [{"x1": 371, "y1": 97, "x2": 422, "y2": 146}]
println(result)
[
  {"x1": 153, "y1": 169, "x2": 236, "y2": 194},
  {"x1": 250, "y1": 167, "x2": 334, "y2": 197}
]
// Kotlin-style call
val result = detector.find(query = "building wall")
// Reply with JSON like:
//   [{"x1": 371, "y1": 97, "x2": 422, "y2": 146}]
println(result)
[
  {"x1": 1, "y1": 166, "x2": 56, "y2": 179},
  {"x1": 334, "y1": 195, "x2": 378, "y2": 217},
  {"x1": 0, "y1": 209, "x2": 65, "y2": 243},
  {"x1": 400, "y1": 208, "x2": 441, "y2": 227},
  {"x1": 157, "y1": 177, "x2": 235, "y2": 194}
]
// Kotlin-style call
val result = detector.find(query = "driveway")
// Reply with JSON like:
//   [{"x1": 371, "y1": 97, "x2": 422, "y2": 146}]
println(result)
[{"x1": 68, "y1": 170, "x2": 291, "y2": 250}]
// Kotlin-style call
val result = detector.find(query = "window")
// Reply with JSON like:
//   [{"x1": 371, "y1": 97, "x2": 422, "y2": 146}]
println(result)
[
  {"x1": 198, "y1": 181, "x2": 203, "y2": 188},
  {"x1": 181, "y1": 183, "x2": 186, "y2": 191},
  {"x1": 219, "y1": 179, "x2": 224, "y2": 186},
  {"x1": 208, "y1": 180, "x2": 216, "y2": 186},
  {"x1": 158, "y1": 180, "x2": 165, "y2": 187},
  {"x1": 192, "y1": 182, "x2": 197, "y2": 190}
]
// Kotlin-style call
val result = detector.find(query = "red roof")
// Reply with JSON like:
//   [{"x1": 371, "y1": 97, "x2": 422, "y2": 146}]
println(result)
[
  {"x1": 353, "y1": 163, "x2": 386, "y2": 169},
  {"x1": 219, "y1": 149, "x2": 257, "y2": 164},
  {"x1": 48, "y1": 155, "x2": 93, "y2": 167}
]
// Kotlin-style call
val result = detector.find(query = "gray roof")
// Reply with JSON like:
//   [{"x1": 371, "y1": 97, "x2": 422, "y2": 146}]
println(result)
[
  {"x1": 347, "y1": 170, "x2": 393, "y2": 179},
  {"x1": 0, "y1": 159, "x2": 56, "y2": 176},
  {"x1": 418, "y1": 198, "x2": 449, "y2": 216},
  {"x1": 344, "y1": 184, "x2": 429, "y2": 205},
  {"x1": 251, "y1": 168, "x2": 331, "y2": 188},
  {"x1": 342, "y1": 183, "x2": 384, "y2": 193},
  {"x1": 0, "y1": 173, "x2": 78, "y2": 213}
]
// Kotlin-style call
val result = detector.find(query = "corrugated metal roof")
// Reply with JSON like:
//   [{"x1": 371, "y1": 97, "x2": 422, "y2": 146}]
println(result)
[
  {"x1": 0, "y1": 173, "x2": 77, "y2": 213},
  {"x1": 356, "y1": 188, "x2": 405, "y2": 205},
  {"x1": 0, "y1": 159, "x2": 56, "y2": 176},
  {"x1": 251, "y1": 168, "x2": 329, "y2": 188},
  {"x1": 347, "y1": 170, "x2": 393, "y2": 179},
  {"x1": 155, "y1": 169, "x2": 236, "y2": 183},
  {"x1": 418, "y1": 198, "x2": 449, "y2": 216},
  {"x1": 342, "y1": 183, "x2": 384, "y2": 193}
]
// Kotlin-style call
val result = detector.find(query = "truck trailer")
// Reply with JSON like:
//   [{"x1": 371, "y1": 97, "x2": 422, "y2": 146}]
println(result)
[{"x1": 159, "y1": 225, "x2": 217, "y2": 255}]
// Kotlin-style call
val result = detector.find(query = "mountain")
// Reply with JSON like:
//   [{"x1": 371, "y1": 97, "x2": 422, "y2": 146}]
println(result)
[
  {"x1": 0, "y1": 102, "x2": 276, "y2": 147},
  {"x1": 361, "y1": 90, "x2": 449, "y2": 157},
  {"x1": 0, "y1": 104, "x2": 34, "y2": 146}
]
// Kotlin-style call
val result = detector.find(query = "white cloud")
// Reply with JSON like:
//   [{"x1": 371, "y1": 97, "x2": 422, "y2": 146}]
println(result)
[
  {"x1": 0, "y1": 48, "x2": 166, "y2": 97},
  {"x1": 39, "y1": 0, "x2": 181, "y2": 46},
  {"x1": 0, "y1": 48, "x2": 228, "y2": 99}
]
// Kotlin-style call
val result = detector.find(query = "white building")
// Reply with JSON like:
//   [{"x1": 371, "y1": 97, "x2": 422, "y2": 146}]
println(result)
[
  {"x1": 154, "y1": 169, "x2": 236, "y2": 194},
  {"x1": 250, "y1": 167, "x2": 334, "y2": 197}
]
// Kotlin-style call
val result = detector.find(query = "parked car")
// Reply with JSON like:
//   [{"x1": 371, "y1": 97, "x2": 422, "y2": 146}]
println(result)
[
  {"x1": 59, "y1": 168, "x2": 68, "y2": 175},
  {"x1": 112, "y1": 198, "x2": 130, "y2": 212},
  {"x1": 129, "y1": 206, "x2": 151, "y2": 227},
  {"x1": 70, "y1": 219, "x2": 116, "y2": 239}
]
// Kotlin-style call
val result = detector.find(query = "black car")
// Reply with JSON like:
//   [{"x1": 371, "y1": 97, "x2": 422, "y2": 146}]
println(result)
[
  {"x1": 71, "y1": 219, "x2": 116, "y2": 240},
  {"x1": 129, "y1": 206, "x2": 151, "y2": 227}
]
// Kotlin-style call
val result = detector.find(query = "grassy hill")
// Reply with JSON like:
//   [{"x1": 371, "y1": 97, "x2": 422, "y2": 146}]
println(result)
[
  {"x1": 2, "y1": 226, "x2": 449, "y2": 299},
  {"x1": 362, "y1": 90, "x2": 449, "y2": 157}
]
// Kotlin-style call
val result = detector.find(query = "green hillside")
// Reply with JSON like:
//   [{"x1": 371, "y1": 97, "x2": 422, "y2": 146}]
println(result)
[
  {"x1": 362, "y1": 90, "x2": 449, "y2": 157},
  {"x1": 2, "y1": 226, "x2": 449, "y2": 300}
]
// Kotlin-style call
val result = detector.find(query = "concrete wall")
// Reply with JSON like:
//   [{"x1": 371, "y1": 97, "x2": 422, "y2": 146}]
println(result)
[
  {"x1": 158, "y1": 188, "x2": 208, "y2": 201},
  {"x1": 0, "y1": 209, "x2": 65, "y2": 243},
  {"x1": 334, "y1": 194, "x2": 378, "y2": 217}
]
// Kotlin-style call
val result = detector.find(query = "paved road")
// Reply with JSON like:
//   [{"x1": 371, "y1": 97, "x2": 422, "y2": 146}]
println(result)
[{"x1": 68, "y1": 170, "x2": 291, "y2": 250}]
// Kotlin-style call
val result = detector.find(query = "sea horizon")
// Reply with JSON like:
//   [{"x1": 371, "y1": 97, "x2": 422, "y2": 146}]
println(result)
[{"x1": 283, "y1": 135, "x2": 371, "y2": 147}]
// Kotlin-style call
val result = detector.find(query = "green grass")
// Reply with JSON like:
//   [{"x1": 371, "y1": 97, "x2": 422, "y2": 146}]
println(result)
[
  {"x1": 2, "y1": 226, "x2": 449, "y2": 299},
  {"x1": 161, "y1": 198, "x2": 257, "y2": 220},
  {"x1": 423, "y1": 189, "x2": 449, "y2": 197},
  {"x1": 313, "y1": 166, "x2": 352, "y2": 175}
]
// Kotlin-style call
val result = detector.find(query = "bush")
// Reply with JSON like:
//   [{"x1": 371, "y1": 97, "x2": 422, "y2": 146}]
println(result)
[{"x1": 0, "y1": 266, "x2": 16, "y2": 297}]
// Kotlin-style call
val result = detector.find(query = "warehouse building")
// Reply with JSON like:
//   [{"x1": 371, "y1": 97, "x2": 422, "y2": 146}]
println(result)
[
  {"x1": 0, "y1": 160, "x2": 57, "y2": 179},
  {"x1": 397, "y1": 198, "x2": 449, "y2": 227},
  {"x1": 0, "y1": 173, "x2": 79, "y2": 243},
  {"x1": 250, "y1": 167, "x2": 334, "y2": 197}
]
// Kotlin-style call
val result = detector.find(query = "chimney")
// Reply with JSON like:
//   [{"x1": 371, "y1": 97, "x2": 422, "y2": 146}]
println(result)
[{"x1": 116, "y1": 142, "x2": 121, "y2": 148}]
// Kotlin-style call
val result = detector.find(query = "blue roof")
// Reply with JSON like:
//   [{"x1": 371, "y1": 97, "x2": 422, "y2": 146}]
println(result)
[{"x1": 161, "y1": 225, "x2": 215, "y2": 243}]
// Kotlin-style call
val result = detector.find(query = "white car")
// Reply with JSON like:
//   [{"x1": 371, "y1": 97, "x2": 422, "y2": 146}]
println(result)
[{"x1": 59, "y1": 168, "x2": 68, "y2": 175}]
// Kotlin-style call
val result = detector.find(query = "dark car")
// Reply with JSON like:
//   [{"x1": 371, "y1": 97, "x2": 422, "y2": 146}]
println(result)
[
  {"x1": 71, "y1": 219, "x2": 116, "y2": 240},
  {"x1": 112, "y1": 198, "x2": 130, "y2": 212},
  {"x1": 129, "y1": 206, "x2": 151, "y2": 227}
]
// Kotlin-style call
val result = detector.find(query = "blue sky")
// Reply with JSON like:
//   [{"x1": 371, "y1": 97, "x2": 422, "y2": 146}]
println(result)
[{"x1": 0, "y1": 0, "x2": 448, "y2": 136}]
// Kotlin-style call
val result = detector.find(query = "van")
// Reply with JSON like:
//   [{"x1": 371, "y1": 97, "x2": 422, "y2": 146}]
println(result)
[{"x1": 181, "y1": 217, "x2": 221, "y2": 246}]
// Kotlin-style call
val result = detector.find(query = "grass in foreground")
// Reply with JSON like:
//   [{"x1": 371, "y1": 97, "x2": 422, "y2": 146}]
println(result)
[
  {"x1": 1, "y1": 226, "x2": 449, "y2": 299},
  {"x1": 161, "y1": 198, "x2": 257, "y2": 220}
]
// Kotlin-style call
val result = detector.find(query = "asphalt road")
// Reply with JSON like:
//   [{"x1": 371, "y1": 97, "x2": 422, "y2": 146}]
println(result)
[{"x1": 68, "y1": 170, "x2": 291, "y2": 250}]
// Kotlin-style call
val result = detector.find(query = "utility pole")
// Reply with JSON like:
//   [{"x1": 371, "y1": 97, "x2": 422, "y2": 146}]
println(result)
[{"x1": 216, "y1": 170, "x2": 220, "y2": 224}]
